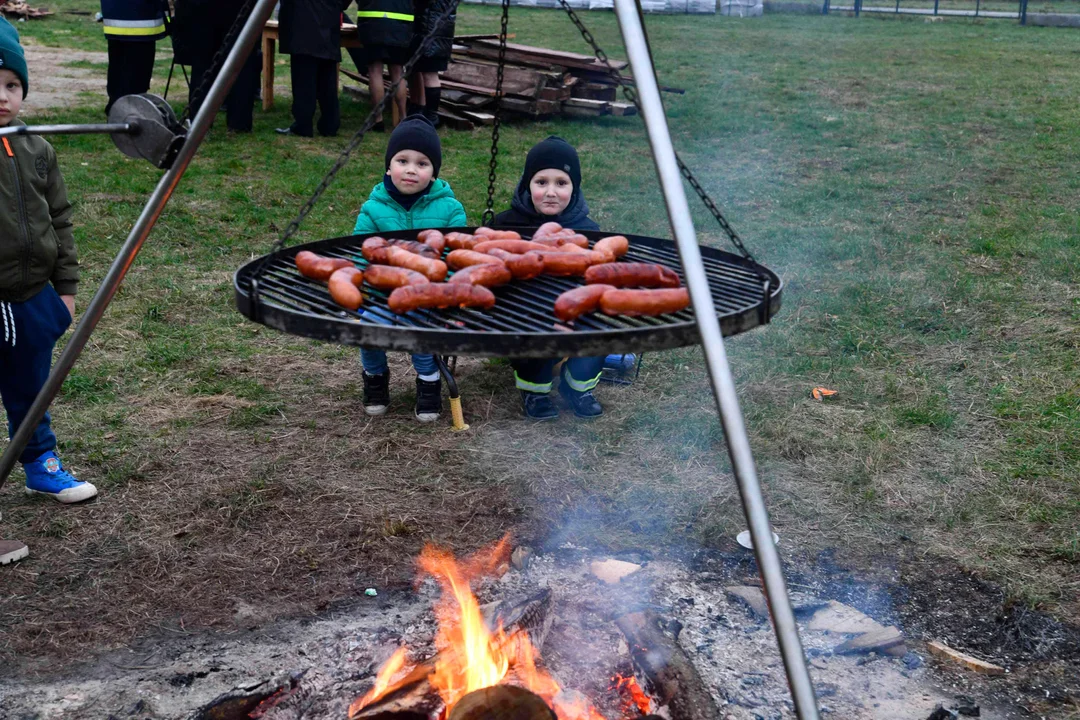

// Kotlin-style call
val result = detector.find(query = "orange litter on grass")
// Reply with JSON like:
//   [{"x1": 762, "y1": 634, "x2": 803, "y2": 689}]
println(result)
[{"x1": 811, "y1": 387, "x2": 838, "y2": 401}]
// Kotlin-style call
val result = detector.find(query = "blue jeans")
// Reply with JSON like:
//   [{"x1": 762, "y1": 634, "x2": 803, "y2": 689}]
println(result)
[
  {"x1": 0, "y1": 285, "x2": 72, "y2": 463},
  {"x1": 360, "y1": 349, "x2": 438, "y2": 377}
]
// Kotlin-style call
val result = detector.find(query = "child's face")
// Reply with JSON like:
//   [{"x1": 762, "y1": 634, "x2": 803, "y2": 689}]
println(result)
[
  {"x1": 388, "y1": 150, "x2": 434, "y2": 195},
  {"x1": 529, "y1": 169, "x2": 573, "y2": 216},
  {"x1": 0, "y1": 69, "x2": 23, "y2": 127}
]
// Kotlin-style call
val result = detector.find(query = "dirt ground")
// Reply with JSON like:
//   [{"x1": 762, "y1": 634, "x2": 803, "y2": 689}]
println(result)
[{"x1": 17, "y1": 39, "x2": 109, "y2": 117}]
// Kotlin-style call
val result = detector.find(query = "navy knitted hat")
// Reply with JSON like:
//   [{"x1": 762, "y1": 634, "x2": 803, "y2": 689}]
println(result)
[
  {"x1": 385, "y1": 115, "x2": 442, "y2": 178},
  {"x1": 522, "y1": 136, "x2": 581, "y2": 190},
  {"x1": 0, "y1": 17, "x2": 28, "y2": 98}
]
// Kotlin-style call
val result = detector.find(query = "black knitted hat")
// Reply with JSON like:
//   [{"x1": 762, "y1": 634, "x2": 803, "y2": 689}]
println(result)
[
  {"x1": 522, "y1": 136, "x2": 581, "y2": 190},
  {"x1": 385, "y1": 115, "x2": 442, "y2": 178}
]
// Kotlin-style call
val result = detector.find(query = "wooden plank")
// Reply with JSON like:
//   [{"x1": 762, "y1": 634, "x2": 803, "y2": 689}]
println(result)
[
  {"x1": 442, "y1": 61, "x2": 545, "y2": 97},
  {"x1": 571, "y1": 82, "x2": 617, "y2": 102},
  {"x1": 452, "y1": 33, "x2": 517, "y2": 42},
  {"x1": 501, "y1": 97, "x2": 561, "y2": 116},
  {"x1": 539, "y1": 85, "x2": 572, "y2": 101},
  {"x1": 441, "y1": 89, "x2": 493, "y2": 108},
  {"x1": 927, "y1": 641, "x2": 1006, "y2": 675},
  {"x1": 435, "y1": 108, "x2": 476, "y2": 131},
  {"x1": 564, "y1": 97, "x2": 612, "y2": 113},
  {"x1": 449, "y1": 54, "x2": 569, "y2": 84},
  {"x1": 465, "y1": 39, "x2": 627, "y2": 71},
  {"x1": 610, "y1": 101, "x2": 638, "y2": 116}
]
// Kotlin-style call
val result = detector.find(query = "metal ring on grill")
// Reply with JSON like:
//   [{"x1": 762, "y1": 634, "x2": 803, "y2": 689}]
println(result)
[{"x1": 233, "y1": 229, "x2": 782, "y2": 358}]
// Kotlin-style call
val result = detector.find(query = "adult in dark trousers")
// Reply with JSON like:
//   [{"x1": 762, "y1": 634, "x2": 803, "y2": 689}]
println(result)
[
  {"x1": 100, "y1": 0, "x2": 167, "y2": 116},
  {"x1": 353, "y1": 0, "x2": 412, "y2": 130},
  {"x1": 276, "y1": 0, "x2": 353, "y2": 138},
  {"x1": 172, "y1": 0, "x2": 261, "y2": 132},
  {"x1": 408, "y1": 0, "x2": 456, "y2": 125}
]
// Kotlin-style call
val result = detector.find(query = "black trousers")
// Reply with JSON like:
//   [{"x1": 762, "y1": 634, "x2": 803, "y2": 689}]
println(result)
[
  {"x1": 189, "y1": 46, "x2": 260, "y2": 132},
  {"x1": 512, "y1": 356, "x2": 604, "y2": 394},
  {"x1": 105, "y1": 39, "x2": 156, "y2": 115},
  {"x1": 289, "y1": 54, "x2": 340, "y2": 137}
]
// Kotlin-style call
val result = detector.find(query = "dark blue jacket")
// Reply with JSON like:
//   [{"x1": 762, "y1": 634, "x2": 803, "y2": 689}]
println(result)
[
  {"x1": 101, "y1": 0, "x2": 167, "y2": 42},
  {"x1": 355, "y1": 0, "x2": 415, "y2": 49}
]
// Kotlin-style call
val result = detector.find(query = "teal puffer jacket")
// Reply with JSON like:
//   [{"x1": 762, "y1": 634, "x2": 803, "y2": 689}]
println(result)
[{"x1": 353, "y1": 178, "x2": 467, "y2": 234}]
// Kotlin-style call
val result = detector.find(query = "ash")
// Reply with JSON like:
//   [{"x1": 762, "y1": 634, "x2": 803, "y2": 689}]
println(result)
[{"x1": 0, "y1": 548, "x2": 1018, "y2": 719}]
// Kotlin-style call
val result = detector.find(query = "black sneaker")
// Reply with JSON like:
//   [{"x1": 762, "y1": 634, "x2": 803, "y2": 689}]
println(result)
[
  {"x1": 558, "y1": 382, "x2": 603, "y2": 419},
  {"x1": 362, "y1": 372, "x2": 390, "y2": 416},
  {"x1": 520, "y1": 391, "x2": 559, "y2": 421},
  {"x1": 415, "y1": 378, "x2": 442, "y2": 423}
]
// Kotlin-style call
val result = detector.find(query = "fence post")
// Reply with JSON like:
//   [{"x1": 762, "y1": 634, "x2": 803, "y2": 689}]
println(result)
[
  {"x1": 822, "y1": 0, "x2": 830, "y2": 14},
  {"x1": 895, "y1": 0, "x2": 900, "y2": 13},
  {"x1": 975, "y1": 0, "x2": 980, "y2": 15},
  {"x1": 1020, "y1": 0, "x2": 1028, "y2": 23},
  {"x1": 933, "y1": 0, "x2": 939, "y2": 13},
  {"x1": 855, "y1": 0, "x2": 861, "y2": 16}
]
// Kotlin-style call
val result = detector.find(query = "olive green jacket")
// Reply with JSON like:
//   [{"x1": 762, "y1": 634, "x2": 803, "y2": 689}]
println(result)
[{"x1": 0, "y1": 119, "x2": 78, "y2": 302}]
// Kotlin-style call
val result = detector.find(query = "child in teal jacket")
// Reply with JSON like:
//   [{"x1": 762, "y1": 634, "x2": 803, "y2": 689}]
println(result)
[{"x1": 353, "y1": 115, "x2": 466, "y2": 422}]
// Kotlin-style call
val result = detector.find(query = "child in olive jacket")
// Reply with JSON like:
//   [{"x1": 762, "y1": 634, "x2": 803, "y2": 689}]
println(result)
[
  {"x1": 0, "y1": 18, "x2": 98, "y2": 521},
  {"x1": 353, "y1": 115, "x2": 465, "y2": 422}
]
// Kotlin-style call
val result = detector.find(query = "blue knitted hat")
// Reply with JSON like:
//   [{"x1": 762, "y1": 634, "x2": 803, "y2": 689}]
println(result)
[{"x1": 0, "y1": 17, "x2": 28, "y2": 98}]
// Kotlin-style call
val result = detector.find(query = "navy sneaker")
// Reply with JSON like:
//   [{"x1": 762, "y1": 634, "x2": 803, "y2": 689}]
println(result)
[
  {"x1": 558, "y1": 383, "x2": 603, "y2": 419},
  {"x1": 415, "y1": 378, "x2": 442, "y2": 423},
  {"x1": 23, "y1": 451, "x2": 98, "y2": 503},
  {"x1": 363, "y1": 372, "x2": 390, "y2": 416},
  {"x1": 520, "y1": 391, "x2": 559, "y2": 421}
]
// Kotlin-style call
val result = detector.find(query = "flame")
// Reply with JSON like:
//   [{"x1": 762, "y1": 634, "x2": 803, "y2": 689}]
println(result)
[
  {"x1": 612, "y1": 673, "x2": 653, "y2": 716},
  {"x1": 349, "y1": 646, "x2": 410, "y2": 718},
  {"x1": 352, "y1": 536, "x2": 615, "y2": 720}
]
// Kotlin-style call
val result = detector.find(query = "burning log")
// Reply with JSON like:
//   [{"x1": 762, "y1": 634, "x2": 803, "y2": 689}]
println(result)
[
  {"x1": 448, "y1": 686, "x2": 556, "y2": 720},
  {"x1": 614, "y1": 611, "x2": 722, "y2": 720}
]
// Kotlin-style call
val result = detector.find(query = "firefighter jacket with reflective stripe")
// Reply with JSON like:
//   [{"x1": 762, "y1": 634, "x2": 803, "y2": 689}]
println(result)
[
  {"x1": 355, "y1": 0, "x2": 414, "y2": 49},
  {"x1": 100, "y1": 0, "x2": 167, "y2": 41}
]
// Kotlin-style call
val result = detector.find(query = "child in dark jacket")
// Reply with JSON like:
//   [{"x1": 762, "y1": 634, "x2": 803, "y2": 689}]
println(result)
[
  {"x1": 0, "y1": 19, "x2": 98, "y2": 516},
  {"x1": 494, "y1": 137, "x2": 606, "y2": 421},
  {"x1": 353, "y1": 115, "x2": 466, "y2": 422},
  {"x1": 354, "y1": 0, "x2": 412, "y2": 130}
]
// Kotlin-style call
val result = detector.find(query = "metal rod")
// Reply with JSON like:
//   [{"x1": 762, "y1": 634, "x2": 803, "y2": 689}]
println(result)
[
  {"x1": 609, "y1": 0, "x2": 820, "y2": 717},
  {"x1": 0, "y1": 122, "x2": 133, "y2": 138},
  {"x1": 0, "y1": 0, "x2": 280, "y2": 488}
]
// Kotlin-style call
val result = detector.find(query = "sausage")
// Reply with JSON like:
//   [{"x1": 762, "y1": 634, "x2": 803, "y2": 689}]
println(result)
[
  {"x1": 584, "y1": 262, "x2": 681, "y2": 288},
  {"x1": 388, "y1": 283, "x2": 497, "y2": 314},
  {"x1": 446, "y1": 249, "x2": 507, "y2": 270},
  {"x1": 533, "y1": 221, "x2": 564, "y2": 238},
  {"x1": 554, "y1": 284, "x2": 616, "y2": 322},
  {"x1": 328, "y1": 267, "x2": 364, "y2": 310},
  {"x1": 556, "y1": 234, "x2": 590, "y2": 249},
  {"x1": 384, "y1": 246, "x2": 449, "y2": 282},
  {"x1": 554, "y1": 242, "x2": 588, "y2": 254},
  {"x1": 363, "y1": 264, "x2": 430, "y2": 291},
  {"x1": 486, "y1": 248, "x2": 545, "y2": 280},
  {"x1": 387, "y1": 238, "x2": 439, "y2": 259},
  {"x1": 536, "y1": 251, "x2": 598, "y2": 277},
  {"x1": 600, "y1": 288, "x2": 690, "y2": 317},
  {"x1": 295, "y1": 250, "x2": 353, "y2": 281},
  {"x1": 445, "y1": 232, "x2": 481, "y2": 250},
  {"x1": 417, "y1": 229, "x2": 446, "y2": 255},
  {"x1": 448, "y1": 263, "x2": 513, "y2": 288},
  {"x1": 529, "y1": 236, "x2": 562, "y2": 248},
  {"x1": 474, "y1": 227, "x2": 522, "y2": 240},
  {"x1": 593, "y1": 235, "x2": 629, "y2": 261},
  {"x1": 361, "y1": 237, "x2": 391, "y2": 264},
  {"x1": 473, "y1": 239, "x2": 551, "y2": 255}
]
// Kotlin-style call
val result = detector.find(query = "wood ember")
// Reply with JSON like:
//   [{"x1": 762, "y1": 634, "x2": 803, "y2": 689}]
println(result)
[
  {"x1": 614, "y1": 610, "x2": 722, "y2": 720},
  {"x1": 832, "y1": 626, "x2": 906, "y2": 656},
  {"x1": 448, "y1": 686, "x2": 556, "y2": 720},
  {"x1": 0, "y1": 1, "x2": 53, "y2": 18},
  {"x1": 926, "y1": 641, "x2": 1006, "y2": 675},
  {"x1": 724, "y1": 586, "x2": 769, "y2": 620}
]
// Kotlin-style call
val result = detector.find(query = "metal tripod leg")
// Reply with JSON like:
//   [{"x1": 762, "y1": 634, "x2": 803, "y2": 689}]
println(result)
[
  {"x1": 0, "y1": 0, "x2": 282, "y2": 489},
  {"x1": 609, "y1": 0, "x2": 820, "y2": 717}
]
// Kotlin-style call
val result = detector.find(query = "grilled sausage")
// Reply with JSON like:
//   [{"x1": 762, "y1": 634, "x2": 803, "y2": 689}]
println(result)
[
  {"x1": 417, "y1": 229, "x2": 446, "y2": 255},
  {"x1": 593, "y1": 235, "x2": 629, "y2": 260},
  {"x1": 533, "y1": 221, "x2": 564, "y2": 238},
  {"x1": 361, "y1": 237, "x2": 391, "y2": 264},
  {"x1": 446, "y1": 249, "x2": 507, "y2": 270},
  {"x1": 387, "y1": 238, "x2": 439, "y2": 259},
  {"x1": 448, "y1": 263, "x2": 513, "y2": 288},
  {"x1": 384, "y1": 246, "x2": 449, "y2": 282},
  {"x1": 536, "y1": 251, "x2": 600, "y2": 277},
  {"x1": 557, "y1": 234, "x2": 590, "y2": 249},
  {"x1": 554, "y1": 284, "x2": 616, "y2": 322},
  {"x1": 363, "y1": 265, "x2": 430, "y2": 291},
  {"x1": 599, "y1": 288, "x2": 690, "y2": 317},
  {"x1": 584, "y1": 262, "x2": 681, "y2": 288},
  {"x1": 445, "y1": 232, "x2": 482, "y2": 250},
  {"x1": 328, "y1": 267, "x2": 364, "y2": 310},
  {"x1": 529, "y1": 236, "x2": 562, "y2": 248},
  {"x1": 295, "y1": 251, "x2": 353, "y2": 281},
  {"x1": 486, "y1": 248, "x2": 545, "y2": 280},
  {"x1": 474, "y1": 227, "x2": 522, "y2": 240},
  {"x1": 388, "y1": 283, "x2": 497, "y2": 314},
  {"x1": 473, "y1": 239, "x2": 551, "y2": 255}
]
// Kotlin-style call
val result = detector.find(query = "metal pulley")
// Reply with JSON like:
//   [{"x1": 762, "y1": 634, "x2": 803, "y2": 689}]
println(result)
[{"x1": 0, "y1": 93, "x2": 186, "y2": 169}]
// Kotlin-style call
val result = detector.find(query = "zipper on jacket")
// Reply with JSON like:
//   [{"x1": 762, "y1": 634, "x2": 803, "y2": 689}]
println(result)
[{"x1": 3, "y1": 137, "x2": 33, "y2": 290}]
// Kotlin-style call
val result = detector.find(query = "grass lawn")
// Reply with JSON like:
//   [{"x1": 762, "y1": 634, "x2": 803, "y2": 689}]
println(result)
[{"x1": 1, "y1": 0, "x2": 1077, "y2": 687}]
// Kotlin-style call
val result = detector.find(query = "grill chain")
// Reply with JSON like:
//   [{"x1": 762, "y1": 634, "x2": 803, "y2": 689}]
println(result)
[{"x1": 481, "y1": 0, "x2": 512, "y2": 227}]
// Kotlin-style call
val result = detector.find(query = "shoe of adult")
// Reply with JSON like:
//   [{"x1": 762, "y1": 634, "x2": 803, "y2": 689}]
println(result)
[
  {"x1": 23, "y1": 451, "x2": 98, "y2": 504},
  {"x1": 0, "y1": 538, "x2": 28, "y2": 565},
  {"x1": 520, "y1": 391, "x2": 558, "y2": 421},
  {"x1": 557, "y1": 383, "x2": 603, "y2": 419},
  {"x1": 275, "y1": 126, "x2": 312, "y2": 137}
]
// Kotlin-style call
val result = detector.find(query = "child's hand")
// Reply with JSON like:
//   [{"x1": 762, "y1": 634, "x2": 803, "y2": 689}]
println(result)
[{"x1": 60, "y1": 295, "x2": 75, "y2": 320}]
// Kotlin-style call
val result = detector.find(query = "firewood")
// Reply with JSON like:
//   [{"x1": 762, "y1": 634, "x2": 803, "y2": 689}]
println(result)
[
  {"x1": 614, "y1": 611, "x2": 722, "y2": 720},
  {"x1": 442, "y1": 61, "x2": 546, "y2": 98},
  {"x1": 448, "y1": 686, "x2": 556, "y2": 720},
  {"x1": 460, "y1": 40, "x2": 628, "y2": 73}
]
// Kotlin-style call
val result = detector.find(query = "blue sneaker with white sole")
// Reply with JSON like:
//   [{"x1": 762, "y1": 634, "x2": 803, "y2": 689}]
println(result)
[{"x1": 23, "y1": 451, "x2": 98, "y2": 504}]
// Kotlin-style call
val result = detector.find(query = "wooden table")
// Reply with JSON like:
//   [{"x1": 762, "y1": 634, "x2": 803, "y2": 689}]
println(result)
[{"x1": 261, "y1": 19, "x2": 363, "y2": 112}]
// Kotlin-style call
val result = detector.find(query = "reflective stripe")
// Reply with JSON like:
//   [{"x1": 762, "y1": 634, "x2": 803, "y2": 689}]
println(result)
[
  {"x1": 103, "y1": 18, "x2": 165, "y2": 36},
  {"x1": 562, "y1": 370, "x2": 601, "y2": 392},
  {"x1": 103, "y1": 18, "x2": 163, "y2": 27},
  {"x1": 515, "y1": 373, "x2": 552, "y2": 393},
  {"x1": 355, "y1": 10, "x2": 414, "y2": 20}
]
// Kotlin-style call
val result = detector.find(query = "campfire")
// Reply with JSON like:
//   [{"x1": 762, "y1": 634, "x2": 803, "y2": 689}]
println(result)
[{"x1": 346, "y1": 537, "x2": 678, "y2": 720}]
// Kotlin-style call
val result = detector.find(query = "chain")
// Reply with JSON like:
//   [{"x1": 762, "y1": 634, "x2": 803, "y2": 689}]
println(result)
[
  {"x1": 178, "y1": 0, "x2": 259, "y2": 125},
  {"x1": 556, "y1": 0, "x2": 757, "y2": 265},
  {"x1": 481, "y1": 0, "x2": 511, "y2": 226}
]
